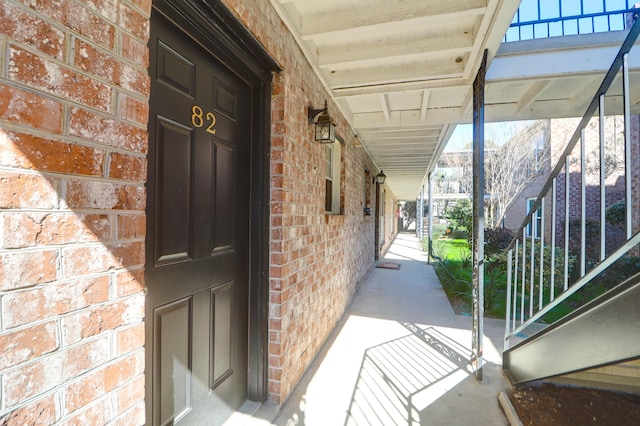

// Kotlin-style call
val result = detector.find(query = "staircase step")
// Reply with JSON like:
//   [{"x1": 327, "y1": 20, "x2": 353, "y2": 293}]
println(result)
[{"x1": 503, "y1": 275, "x2": 640, "y2": 384}]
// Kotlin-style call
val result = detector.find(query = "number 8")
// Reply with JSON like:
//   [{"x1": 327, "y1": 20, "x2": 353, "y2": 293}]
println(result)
[{"x1": 192, "y1": 105, "x2": 204, "y2": 128}]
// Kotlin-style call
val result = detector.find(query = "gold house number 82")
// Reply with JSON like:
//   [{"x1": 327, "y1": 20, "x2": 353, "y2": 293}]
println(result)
[{"x1": 191, "y1": 105, "x2": 216, "y2": 134}]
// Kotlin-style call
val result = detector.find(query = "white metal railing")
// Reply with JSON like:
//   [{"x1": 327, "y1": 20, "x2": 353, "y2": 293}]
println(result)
[
  {"x1": 504, "y1": 16, "x2": 640, "y2": 350},
  {"x1": 504, "y1": 0, "x2": 639, "y2": 42}
]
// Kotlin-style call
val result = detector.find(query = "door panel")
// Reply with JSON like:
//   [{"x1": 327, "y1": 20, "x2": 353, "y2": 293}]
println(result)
[
  {"x1": 154, "y1": 298, "x2": 192, "y2": 424},
  {"x1": 155, "y1": 117, "x2": 193, "y2": 264},
  {"x1": 211, "y1": 283, "x2": 234, "y2": 387},
  {"x1": 213, "y1": 141, "x2": 235, "y2": 253},
  {"x1": 147, "y1": 9, "x2": 251, "y2": 425}
]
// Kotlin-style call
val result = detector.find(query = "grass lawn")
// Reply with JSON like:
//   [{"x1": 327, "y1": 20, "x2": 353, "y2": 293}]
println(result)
[
  {"x1": 426, "y1": 237, "x2": 638, "y2": 323},
  {"x1": 431, "y1": 239, "x2": 469, "y2": 261},
  {"x1": 428, "y1": 238, "x2": 507, "y2": 318}
]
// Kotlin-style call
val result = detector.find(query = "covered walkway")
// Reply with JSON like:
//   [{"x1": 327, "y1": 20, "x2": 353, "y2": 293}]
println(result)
[{"x1": 243, "y1": 233, "x2": 511, "y2": 425}]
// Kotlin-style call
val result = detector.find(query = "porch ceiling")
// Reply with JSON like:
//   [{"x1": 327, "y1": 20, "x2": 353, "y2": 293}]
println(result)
[
  {"x1": 270, "y1": 1, "x2": 640, "y2": 201},
  {"x1": 270, "y1": 0, "x2": 520, "y2": 200}
]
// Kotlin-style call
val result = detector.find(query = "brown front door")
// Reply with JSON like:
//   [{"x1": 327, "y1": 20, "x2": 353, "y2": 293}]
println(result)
[{"x1": 146, "y1": 8, "x2": 252, "y2": 425}]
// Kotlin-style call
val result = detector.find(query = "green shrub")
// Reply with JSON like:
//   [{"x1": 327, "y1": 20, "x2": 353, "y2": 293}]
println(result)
[
  {"x1": 512, "y1": 242, "x2": 576, "y2": 297},
  {"x1": 459, "y1": 247, "x2": 472, "y2": 268},
  {"x1": 431, "y1": 239, "x2": 446, "y2": 259},
  {"x1": 443, "y1": 199, "x2": 473, "y2": 233},
  {"x1": 434, "y1": 259, "x2": 471, "y2": 298},
  {"x1": 606, "y1": 200, "x2": 625, "y2": 225},
  {"x1": 430, "y1": 224, "x2": 448, "y2": 238},
  {"x1": 451, "y1": 230, "x2": 470, "y2": 240},
  {"x1": 485, "y1": 228, "x2": 515, "y2": 259}
]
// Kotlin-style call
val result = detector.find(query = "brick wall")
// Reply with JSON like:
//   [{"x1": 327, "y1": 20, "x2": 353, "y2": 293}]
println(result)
[
  {"x1": 0, "y1": 0, "x2": 149, "y2": 424},
  {"x1": 504, "y1": 115, "x2": 638, "y2": 260},
  {"x1": 551, "y1": 116, "x2": 629, "y2": 258},
  {"x1": 632, "y1": 116, "x2": 640, "y2": 241},
  {"x1": 0, "y1": 0, "x2": 397, "y2": 422},
  {"x1": 222, "y1": 0, "x2": 394, "y2": 403}
]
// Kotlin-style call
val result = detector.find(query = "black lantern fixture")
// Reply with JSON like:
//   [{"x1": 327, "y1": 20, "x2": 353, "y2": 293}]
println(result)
[
  {"x1": 308, "y1": 100, "x2": 336, "y2": 144},
  {"x1": 374, "y1": 170, "x2": 386, "y2": 185}
]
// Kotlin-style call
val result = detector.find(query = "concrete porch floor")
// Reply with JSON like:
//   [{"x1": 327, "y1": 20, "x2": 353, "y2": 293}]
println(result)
[{"x1": 237, "y1": 232, "x2": 512, "y2": 425}]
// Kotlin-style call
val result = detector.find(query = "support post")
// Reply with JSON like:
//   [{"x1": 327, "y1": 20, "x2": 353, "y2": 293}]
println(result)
[
  {"x1": 416, "y1": 190, "x2": 422, "y2": 239},
  {"x1": 428, "y1": 173, "x2": 434, "y2": 264},
  {"x1": 472, "y1": 49, "x2": 487, "y2": 381}
]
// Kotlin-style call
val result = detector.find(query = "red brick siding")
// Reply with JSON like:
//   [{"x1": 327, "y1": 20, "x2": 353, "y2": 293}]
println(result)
[
  {"x1": 223, "y1": 0, "x2": 395, "y2": 403},
  {"x1": 0, "y1": 0, "x2": 398, "y2": 422},
  {"x1": 0, "y1": 0, "x2": 149, "y2": 423},
  {"x1": 629, "y1": 115, "x2": 640, "y2": 255},
  {"x1": 504, "y1": 116, "x2": 638, "y2": 259}
]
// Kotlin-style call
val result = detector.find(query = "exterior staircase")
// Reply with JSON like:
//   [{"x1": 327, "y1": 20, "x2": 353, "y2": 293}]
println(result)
[{"x1": 502, "y1": 16, "x2": 640, "y2": 394}]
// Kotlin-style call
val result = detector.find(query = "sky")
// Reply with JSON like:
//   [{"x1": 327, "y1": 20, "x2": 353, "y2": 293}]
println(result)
[{"x1": 445, "y1": 121, "x2": 535, "y2": 151}]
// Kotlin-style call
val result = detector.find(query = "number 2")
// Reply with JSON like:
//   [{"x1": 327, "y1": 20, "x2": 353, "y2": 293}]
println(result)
[
  {"x1": 205, "y1": 112, "x2": 216, "y2": 134},
  {"x1": 191, "y1": 105, "x2": 216, "y2": 134}
]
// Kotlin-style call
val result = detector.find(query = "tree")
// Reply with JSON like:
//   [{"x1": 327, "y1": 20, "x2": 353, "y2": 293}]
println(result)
[
  {"x1": 400, "y1": 201, "x2": 416, "y2": 229},
  {"x1": 485, "y1": 121, "x2": 547, "y2": 228},
  {"x1": 443, "y1": 199, "x2": 473, "y2": 232}
]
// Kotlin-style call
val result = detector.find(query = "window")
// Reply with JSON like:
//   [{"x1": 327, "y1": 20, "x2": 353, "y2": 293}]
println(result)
[
  {"x1": 526, "y1": 197, "x2": 543, "y2": 238},
  {"x1": 325, "y1": 138, "x2": 342, "y2": 213}
]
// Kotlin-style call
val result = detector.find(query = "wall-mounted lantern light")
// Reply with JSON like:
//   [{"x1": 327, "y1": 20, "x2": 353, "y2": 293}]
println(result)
[
  {"x1": 308, "y1": 100, "x2": 336, "y2": 144},
  {"x1": 374, "y1": 170, "x2": 386, "y2": 185}
]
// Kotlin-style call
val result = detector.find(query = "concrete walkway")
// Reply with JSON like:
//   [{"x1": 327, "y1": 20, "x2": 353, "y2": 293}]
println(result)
[{"x1": 243, "y1": 233, "x2": 511, "y2": 425}]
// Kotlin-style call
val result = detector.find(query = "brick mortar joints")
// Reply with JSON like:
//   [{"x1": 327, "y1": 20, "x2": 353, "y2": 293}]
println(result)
[
  {"x1": 8, "y1": 0, "x2": 150, "y2": 66},
  {"x1": 120, "y1": 0, "x2": 151, "y2": 19},
  {"x1": 5, "y1": 40, "x2": 150, "y2": 108},
  {"x1": 3, "y1": 352, "x2": 142, "y2": 421},
  {"x1": 0, "y1": 164, "x2": 147, "y2": 188},
  {"x1": 0, "y1": 116, "x2": 148, "y2": 159},
  {"x1": 0, "y1": 36, "x2": 6, "y2": 79},
  {"x1": 0, "y1": 268, "x2": 143, "y2": 301},
  {"x1": 43, "y1": 236, "x2": 147, "y2": 249},
  {"x1": 0, "y1": 75, "x2": 149, "y2": 133},
  {"x1": 0, "y1": 331, "x2": 113, "y2": 380},
  {"x1": 0, "y1": 208, "x2": 144, "y2": 222}
]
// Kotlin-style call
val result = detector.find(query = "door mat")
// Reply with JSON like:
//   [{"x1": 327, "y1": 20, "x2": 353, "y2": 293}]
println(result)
[{"x1": 376, "y1": 261, "x2": 400, "y2": 270}]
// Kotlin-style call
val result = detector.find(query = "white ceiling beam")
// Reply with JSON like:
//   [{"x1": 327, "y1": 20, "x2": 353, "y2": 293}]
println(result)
[
  {"x1": 360, "y1": 130, "x2": 441, "y2": 139},
  {"x1": 372, "y1": 144, "x2": 435, "y2": 150},
  {"x1": 353, "y1": 109, "x2": 463, "y2": 128},
  {"x1": 368, "y1": 149, "x2": 436, "y2": 155},
  {"x1": 420, "y1": 90, "x2": 431, "y2": 121},
  {"x1": 371, "y1": 145, "x2": 434, "y2": 151},
  {"x1": 363, "y1": 135, "x2": 440, "y2": 142},
  {"x1": 329, "y1": 60, "x2": 464, "y2": 90},
  {"x1": 317, "y1": 33, "x2": 473, "y2": 68},
  {"x1": 516, "y1": 79, "x2": 551, "y2": 113},
  {"x1": 459, "y1": 86, "x2": 474, "y2": 120},
  {"x1": 320, "y1": 48, "x2": 471, "y2": 71},
  {"x1": 332, "y1": 75, "x2": 469, "y2": 97},
  {"x1": 569, "y1": 75, "x2": 612, "y2": 110},
  {"x1": 378, "y1": 94, "x2": 390, "y2": 122},
  {"x1": 364, "y1": 138, "x2": 439, "y2": 145},
  {"x1": 487, "y1": 43, "x2": 640, "y2": 82},
  {"x1": 358, "y1": 125, "x2": 443, "y2": 133},
  {"x1": 387, "y1": 171, "x2": 424, "y2": 176},
  {"x1": 299, "y1": 0, "x2": 486, "y2": 38},
  {"x1": 373, "y1": 154, "x2": 434, "y2": 160}
]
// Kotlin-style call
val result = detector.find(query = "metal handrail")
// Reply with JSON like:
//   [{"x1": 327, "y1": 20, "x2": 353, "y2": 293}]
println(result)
[
  {"x1": 504, "y1": 16, "x2": 640, "y2": 350},
  {"x1": 504, "y1": 0, "x2": 639, "y2": 42},
  {"x1": 506, "y1": 18, "x2": 640, "y2": 253},
  {"x1": 506, "y1": 232, "x2": 640, "y2": 343}
]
